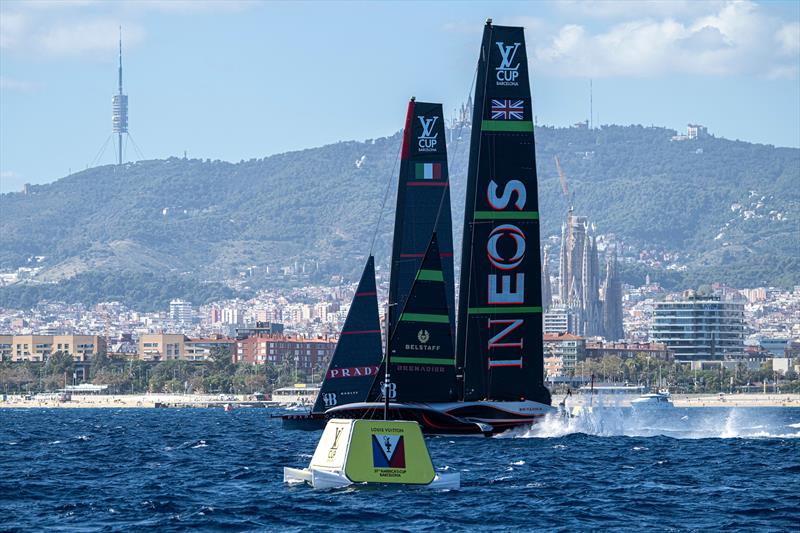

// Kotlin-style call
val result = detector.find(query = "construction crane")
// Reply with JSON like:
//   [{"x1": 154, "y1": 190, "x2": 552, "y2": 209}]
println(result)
[{"x1": 554, "y1": 155, "x2": 574, "y2": 210}]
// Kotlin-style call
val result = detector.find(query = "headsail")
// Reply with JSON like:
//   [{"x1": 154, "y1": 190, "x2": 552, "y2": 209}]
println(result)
[
  {"x1": 388, "y1": 99, "x2": 456, "y2": 339},
  {"x1": 372, "y1": 234, "x2": 457, "y2": 403},
  {"x1": 455, "y1": 21, "x2": 551, "y2": 404},
  {"x1": 311, "y1": 256, "x2": 382, "y2": 414}
]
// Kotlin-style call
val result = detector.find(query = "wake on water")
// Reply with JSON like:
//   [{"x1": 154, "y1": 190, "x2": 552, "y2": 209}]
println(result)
[{"x1": 503, "y1": 407, "x2": 800, "y2": 440}]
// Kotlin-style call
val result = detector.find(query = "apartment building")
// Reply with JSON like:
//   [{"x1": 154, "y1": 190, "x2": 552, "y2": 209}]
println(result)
[
  {"x1": 234, "y1": 335, "x2": 335, "y2": 372},
  {"x1": 138, "y1": 334, "x2": 186, "y2": 361},
  {"x1": 1, "y1": 334, "x2": 105, "y2": 362}
]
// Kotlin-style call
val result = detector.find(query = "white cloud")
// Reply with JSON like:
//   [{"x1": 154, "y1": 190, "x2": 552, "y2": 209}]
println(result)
[
  {"x1": 776, "y1": 22, "x2": 800, "y2": 56},
  {"x1": 553, "y1": 0, "x2": 728, "y2": 20},
  {"x1": 39, "y1": 19, "x2": 145, "y2": 59},
  {"x1": 0, "y1": 11, "x2": 27, "y2": 49},
  {"x1": 532, "y1": 0, "x2": 800, "y2": 79},
  {"x1": 0, "y1": 0, "x2": 254, "y2": 59}
]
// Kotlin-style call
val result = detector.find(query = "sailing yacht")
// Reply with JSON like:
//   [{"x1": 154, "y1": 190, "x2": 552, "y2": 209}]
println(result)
[{"x1": 327, "y1": 21, "x2": 554, "y2": 435}]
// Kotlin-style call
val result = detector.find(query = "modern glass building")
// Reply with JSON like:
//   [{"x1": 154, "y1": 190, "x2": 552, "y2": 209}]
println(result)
[{"x1": 650, "y1": 294, "x2": 745, "y2": 361}]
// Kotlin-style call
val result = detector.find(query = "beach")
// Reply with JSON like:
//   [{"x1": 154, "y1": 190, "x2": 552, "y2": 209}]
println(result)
[
  {"x1": 0, "y1": 393, "x2": 258, "y2": 409},
  {"x1": 1, "y1": 392, "x2": 798, "y2": 409},
  {"x1": 672, "y1": 393, "x2": 800, "y2": 408}
]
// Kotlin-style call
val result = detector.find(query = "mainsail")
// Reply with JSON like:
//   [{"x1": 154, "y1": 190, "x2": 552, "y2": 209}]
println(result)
[
  {"x1": 372, "y1": 234, "x2": 457, "y2": 403},
  {"x1": 311, "y1": 256, "x2": 382, "y2": 414},
  {"x1": 388, "y1": 99, "x2": 456, "y2": 338},
  {"x1": 456, "y1": 22, "x2": 551, "y2": 404}
]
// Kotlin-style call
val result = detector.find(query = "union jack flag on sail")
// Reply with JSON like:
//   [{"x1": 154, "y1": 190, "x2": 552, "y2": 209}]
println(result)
[{"x1": 491, "y1": 99, "x2": 524, "y2": 120}]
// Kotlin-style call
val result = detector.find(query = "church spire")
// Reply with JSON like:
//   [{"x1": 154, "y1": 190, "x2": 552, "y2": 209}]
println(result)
[{"x1": 542, "y1": 246, "x2": 552, "y2": 311}]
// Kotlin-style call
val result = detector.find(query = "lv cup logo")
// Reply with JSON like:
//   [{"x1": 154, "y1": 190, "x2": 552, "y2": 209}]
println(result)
[
  {"x1": 417, "y1": 116, "x2": 439, "y2": 152},
  {"x1": 495, "y1": 42, "x2": 521, "y2": 85}
]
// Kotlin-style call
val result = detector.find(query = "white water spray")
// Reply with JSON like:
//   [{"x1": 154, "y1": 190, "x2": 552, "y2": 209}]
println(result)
[{"x1": 503, "y1": 407, "x2": 800, "y2": 439}]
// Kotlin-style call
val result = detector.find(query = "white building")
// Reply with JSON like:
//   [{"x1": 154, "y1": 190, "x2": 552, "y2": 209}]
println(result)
[
  {"x1": 650, "y1": 292, "x2": 744, "y2": 361},
  {"x1": 169, "y1": 299, "x2": 193, "y2": 323},
  {"x1": 544, "y1": 305, "x2": 578, "y2": 335}
]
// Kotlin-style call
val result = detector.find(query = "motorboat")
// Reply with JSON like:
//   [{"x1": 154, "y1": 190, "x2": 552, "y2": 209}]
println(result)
[{"x1": 631, "y1": 391, "x2": 674, "y2": 409}]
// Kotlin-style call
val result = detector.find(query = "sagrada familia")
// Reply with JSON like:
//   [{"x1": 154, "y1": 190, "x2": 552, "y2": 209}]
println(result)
[{"x1": 542, "y1": 213, "x2": 625, "y2": 341}]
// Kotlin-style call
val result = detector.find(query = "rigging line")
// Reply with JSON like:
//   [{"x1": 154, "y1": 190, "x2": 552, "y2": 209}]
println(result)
[
  {"x1": 111, "y1": 136, "x2": 119, "y2": 166},
  {"x1": 368, "y1": 132, "x2": 402, "y2": 256},
  {"x1": 127, "y1": 133, "x2": 145, "y2": 161},
  {"x1": 91, "y1": 134, "x2": 113, "y2": 168}
]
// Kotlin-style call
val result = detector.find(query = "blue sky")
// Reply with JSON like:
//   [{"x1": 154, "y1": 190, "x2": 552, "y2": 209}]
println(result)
[{"x1": 1, "y1": 0, "x2": 798, "y2": 192}]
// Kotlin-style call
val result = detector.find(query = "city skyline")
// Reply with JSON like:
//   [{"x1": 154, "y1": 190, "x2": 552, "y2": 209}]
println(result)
[
  {"x1": 2, "y1": 6, "x2": 798, "y2": 529},
  {"x1": 2, "y1": 0, "x2": 799, "y2": 192}
]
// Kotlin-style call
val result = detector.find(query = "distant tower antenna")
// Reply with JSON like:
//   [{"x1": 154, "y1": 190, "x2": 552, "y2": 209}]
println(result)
[
  {"x1": 589, "y1": 79, "x2": 593, "y2": 130},
  {"x1": 92, "y1": 27, "x2": 143, "y2": 169},
  {"x1": 112, "y1": 27, "x2": 129, "y2": 165}
]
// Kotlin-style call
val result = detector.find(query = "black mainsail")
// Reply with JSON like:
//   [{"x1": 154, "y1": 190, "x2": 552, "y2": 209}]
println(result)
[
  {"x1": 388, "y1": 99, "x2": 456, "y2": 338},
  {"x1": 310, "y1": 256, "x2": 382, "y2": 414},
  {"x1": 372, "y1": 234, "x2": 457, "y2": 403},
  {"x1": 455, "y1": 21, "x2": 551, "y2": 404},
  {"x1": 325, "y1": 24, "x2": 553, "y2": 433}
]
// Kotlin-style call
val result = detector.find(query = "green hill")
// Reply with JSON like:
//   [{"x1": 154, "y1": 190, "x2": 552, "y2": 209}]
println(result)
[{"x1": 1, "y1": 124, "x2": 797, "y2": 310}]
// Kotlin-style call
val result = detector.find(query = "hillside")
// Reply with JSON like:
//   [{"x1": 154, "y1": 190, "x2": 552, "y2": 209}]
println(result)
[{"x1": 1, "y1": 124, "x2": 798, "y2": 309}]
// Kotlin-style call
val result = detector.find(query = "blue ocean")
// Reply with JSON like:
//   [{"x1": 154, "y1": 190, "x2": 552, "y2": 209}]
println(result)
[{"x1": 2, "y1": 408, "x2": 799, "y2": 531}]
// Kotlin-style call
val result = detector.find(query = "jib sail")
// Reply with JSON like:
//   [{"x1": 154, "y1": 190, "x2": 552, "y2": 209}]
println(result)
[
  {"x1": 372, "y1": 234, "x2": 457, "y2": 403},
  {"x1": 312, "y1": 256, "x2": 383, "y2": 414}
]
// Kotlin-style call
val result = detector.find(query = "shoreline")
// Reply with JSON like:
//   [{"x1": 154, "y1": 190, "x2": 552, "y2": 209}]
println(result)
[
  {"x1": 672, "y1": 393, "x2": 800, "y2": 408},
  {"x1": 1, "y1": 393, "x2": 799, "y2": 409},
  {"x1": 0, "y1": 393, "x2": 285, "y2": 409},
  {"x1": 564, "y1": 393, "x2": 800, "y2": 408}
]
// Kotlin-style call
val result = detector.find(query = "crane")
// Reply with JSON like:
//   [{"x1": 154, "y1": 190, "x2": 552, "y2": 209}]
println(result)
[{"x1": 554, "y1": 155, "x2": 574, "y2": 209}]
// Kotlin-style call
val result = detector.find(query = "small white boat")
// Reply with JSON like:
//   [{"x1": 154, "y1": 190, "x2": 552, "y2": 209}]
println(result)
[{"x1": 631, "y1": 392, "x2": 674, "y2": 409}]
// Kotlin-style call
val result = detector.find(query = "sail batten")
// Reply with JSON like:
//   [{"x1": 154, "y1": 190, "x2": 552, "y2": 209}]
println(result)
[{"x1": 455, "y1": 22, "x2": 551, "y2": 405}]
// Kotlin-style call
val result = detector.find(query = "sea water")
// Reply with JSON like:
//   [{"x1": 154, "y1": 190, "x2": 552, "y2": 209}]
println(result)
[{"x1": 2, "y1": 408, "x2": 799, "y2": 531}]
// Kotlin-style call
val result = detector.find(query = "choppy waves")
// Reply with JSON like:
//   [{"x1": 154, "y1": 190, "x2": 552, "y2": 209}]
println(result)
[
  {"x1": 2, "y1": 408, "x2": 799, "y2": 531},
  {"x1": 507, "y1": 406, "x2": 800, "y2": 440}
]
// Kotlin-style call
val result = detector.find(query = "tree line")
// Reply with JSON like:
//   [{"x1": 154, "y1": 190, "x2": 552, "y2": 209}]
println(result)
[
  {"x1": 2, "y1": 349, "x2": 797, "y2": 396},
  {"x1": 0, "y1": 346, "x2": 316, "y2": 395},
  {"x1": 549, "y1": 353, "x2": 800, "y2": 395}
]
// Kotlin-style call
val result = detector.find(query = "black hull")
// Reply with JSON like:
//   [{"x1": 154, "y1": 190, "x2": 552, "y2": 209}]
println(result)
[
  {"x1": 326, "y1": 401, "x2": 551, "y2": 436},
  {"x1": 280, "y1": 413, "x2": 327, "y2": 431},
  {"x1": 330, "y1": 406, "x2": 490, "y2": 436}
]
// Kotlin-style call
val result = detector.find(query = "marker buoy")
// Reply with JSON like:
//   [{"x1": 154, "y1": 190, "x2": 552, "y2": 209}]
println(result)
[{"x1": 284, "y1": 419, "x2": 460, "y2": 489}]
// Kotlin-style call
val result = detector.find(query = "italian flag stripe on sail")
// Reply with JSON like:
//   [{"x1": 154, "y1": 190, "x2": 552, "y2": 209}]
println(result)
[{"x1": 415, "y1": 163, "x2": 441, "y2": 180}]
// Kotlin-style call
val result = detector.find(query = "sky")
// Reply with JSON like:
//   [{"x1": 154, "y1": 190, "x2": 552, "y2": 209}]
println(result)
[{"x1": 1, "y1": 0, "x2": 798, "y2": 193}]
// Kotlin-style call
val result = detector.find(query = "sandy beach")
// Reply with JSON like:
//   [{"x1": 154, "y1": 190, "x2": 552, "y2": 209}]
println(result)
[
  {"x1": 1, "y1": 392, "x2": 798, "y2": 409},
  {"x1": 672, "y1": 393, "x2": 800, "y2": 408},
  {"x1": 0, "y1": 393, "x2": 257, "y2": 409},
  {"x1": 561, "y1": 393, "x2": 800, "y2": 408}
]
